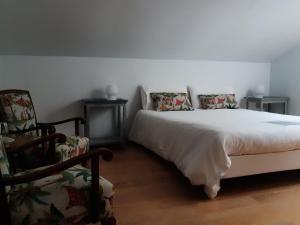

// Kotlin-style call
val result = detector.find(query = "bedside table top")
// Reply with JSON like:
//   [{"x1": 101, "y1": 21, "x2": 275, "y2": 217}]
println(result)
[
  {"x1": 245, "y1": 96, "x2": 289, "y2": 103},
  {"x1": 82, "y1": 98, "x2": 128, "y2": 105}
]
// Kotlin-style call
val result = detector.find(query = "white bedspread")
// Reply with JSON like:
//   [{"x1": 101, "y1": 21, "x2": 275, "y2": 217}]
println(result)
[{"x1": 129, "y1": 109, "x2": 300, "y2": 198}]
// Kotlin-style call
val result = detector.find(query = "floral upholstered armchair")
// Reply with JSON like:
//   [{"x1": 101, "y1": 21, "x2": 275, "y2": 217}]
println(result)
[
  {"x1": 0, "y1": 89, "x2": 89, "y2": 167},
  {"x1": 0, "y1": 133, "x2": 116, "y2": 225}
]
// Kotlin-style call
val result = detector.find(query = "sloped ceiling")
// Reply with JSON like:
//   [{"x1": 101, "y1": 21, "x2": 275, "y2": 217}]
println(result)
[{"x1": 1, "y1": 0, "x2": 300, "y2": 62}]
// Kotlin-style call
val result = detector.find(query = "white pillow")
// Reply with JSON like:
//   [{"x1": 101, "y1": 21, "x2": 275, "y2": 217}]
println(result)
[
  {"x1": 188, "y1": 86, "x2": 235, "y2": 109},
  {"x1": 140, "y1": 86, "x2": 188, "y2": 110}
]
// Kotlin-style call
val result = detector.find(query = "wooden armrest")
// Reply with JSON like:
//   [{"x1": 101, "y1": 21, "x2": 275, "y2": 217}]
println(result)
[
  {"x1": 8, "y1": 133, "x2": 66, "y2": 154},
  {"x1": 8, "y1": 124, "x2": 56, "y2": 136},
  {"x1": 39, "y1": 117, "x2": 85, "y2": 136},
  {"x1": 3, "y1": 148, "x2": 112, "y2": 186},
  {"x1": 36, "y1": 123, "x2": 56, "y2": 134},
  {"x1": 39, "y1": 117, "x2": 85, "y2": 126}
]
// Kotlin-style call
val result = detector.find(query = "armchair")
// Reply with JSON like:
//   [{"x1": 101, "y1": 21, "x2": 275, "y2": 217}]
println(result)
[
  {"x1": 0, "y1": 89, "x2": 89, "y2": 167},
  {"x1": 0, "y1": 133, "x2": 116, "y2": 225}
]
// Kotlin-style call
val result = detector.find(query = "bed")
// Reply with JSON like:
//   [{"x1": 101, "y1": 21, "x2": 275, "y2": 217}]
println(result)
[{"x1": 129, "y1": 109, "x2": 300, "y2": 198}]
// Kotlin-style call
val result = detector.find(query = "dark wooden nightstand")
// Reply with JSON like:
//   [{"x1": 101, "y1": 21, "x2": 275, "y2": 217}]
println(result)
[
  {"x1": 245, "y1": 96, "x2": 289, "y2": 114},
  {"x1": 82, "y1": 98, "x2": 128, "y2": 147}
]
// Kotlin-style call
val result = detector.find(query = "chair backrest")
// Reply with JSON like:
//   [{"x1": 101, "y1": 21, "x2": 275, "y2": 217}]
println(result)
[{"x1": 0, "y1": 90, "x2": 38, "y2": 134}]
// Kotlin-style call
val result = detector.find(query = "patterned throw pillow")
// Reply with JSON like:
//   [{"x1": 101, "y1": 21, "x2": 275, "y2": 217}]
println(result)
[
  {"x1": 225, "y1": 94, "x2": 239, "y2": 109},
  {"x1": 199, "y1": 94, "x2": 238, "y2": 109},
  {"x1": 150, "y1": 92, "x2": 194, "y2": 111}
]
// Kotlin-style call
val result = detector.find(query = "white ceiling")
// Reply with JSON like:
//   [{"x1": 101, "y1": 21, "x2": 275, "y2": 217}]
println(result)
[{"x1": 1, "y1": 0, "x2": 300, "y2": 62}]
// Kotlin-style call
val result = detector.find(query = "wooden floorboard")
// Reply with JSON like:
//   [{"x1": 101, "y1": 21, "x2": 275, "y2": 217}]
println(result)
[{"x1": 100, "y1": 144, "x2": 300, "y2": 225}]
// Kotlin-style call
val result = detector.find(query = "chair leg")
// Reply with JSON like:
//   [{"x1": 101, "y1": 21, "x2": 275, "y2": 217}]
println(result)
[
  {"x1": 90, "y1": 154, "x2": 100, "y2": 223},
  {"x1": 0, "y1": 178, "x2": 12, "y2": 225},
  {"x1": 101, "y1": 216, "x2": 117, "y2": 225}
]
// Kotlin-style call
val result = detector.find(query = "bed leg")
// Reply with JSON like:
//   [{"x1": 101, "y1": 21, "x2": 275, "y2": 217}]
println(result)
[{"x1": 204, "y1": 184, "x2": 220, "y2": 199}]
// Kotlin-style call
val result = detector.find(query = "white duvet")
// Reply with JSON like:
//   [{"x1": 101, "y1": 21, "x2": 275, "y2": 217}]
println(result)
[{"x1": 129, "y1": 109, "x2": 300, "y2": 198}]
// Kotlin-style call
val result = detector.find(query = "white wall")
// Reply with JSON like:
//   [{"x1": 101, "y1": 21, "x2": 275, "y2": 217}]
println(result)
[
  {"x1": 0, "y1": 56, "x2": 5, "y2": 88},
  {"x1": 270, "y1": 45, "x2": 300, "y2": 115},
  {"x1": 1, "y1": 56, "x2": 270, "y2": 135}
]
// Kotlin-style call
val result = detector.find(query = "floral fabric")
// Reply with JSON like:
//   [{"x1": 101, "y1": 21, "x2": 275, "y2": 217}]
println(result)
[
  {"x1": 225, "y1": 94, "x2": 239, "y2": 109},
  {"x1": 199, "y1": 94, "x2": 239, "y2": 109},
  {"x1": 0, "y1": 138, "x2": 10, "y2": 176},
  {"x1": 8, "y1": 165, "x2": 114, "y2": 225},
  {"x1": 0, "y1": 91, "x2": 89, "y2": 163},
  {"x1": 0, "y1": 92, "x2": 37, "y2": 132},
  {"x1": 56, "y1": 136, "x2": 89, "y2": 162},
  {"x1": 150, "y1": 92, "x2": 194, "y2": 111}
]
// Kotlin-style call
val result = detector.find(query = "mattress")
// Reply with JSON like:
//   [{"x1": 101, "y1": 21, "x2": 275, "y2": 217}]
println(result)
[{"x1": 129, "y1": 109, "x2": 300, "y2": 197}]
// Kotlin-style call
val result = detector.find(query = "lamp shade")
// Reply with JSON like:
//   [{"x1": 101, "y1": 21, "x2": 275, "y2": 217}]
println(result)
[
  {"x1": 105, "y1": 84, "x2": 118, "y2": 100},
  {"x1": 254, "y1": 85, "x2": 265, "y2": 98}
]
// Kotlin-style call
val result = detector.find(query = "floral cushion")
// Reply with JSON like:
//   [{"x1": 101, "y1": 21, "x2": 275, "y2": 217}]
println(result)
[
  {"x1": 0, "y1": 138, "x2": 10, "y2": 176},
  {"x1": 150, "y1": 92, "x2": 194, "y2": 111},
  {"x1": 0, "y1": 92, "x2": 37, "y2": 132},
  {"x1": 199, "y1": 94, "x2": 239, "y2": 109},
  {"x1": 3, "y1": 136, "x2": 89, "y2": 172},
  {"x1": 8, "y1": 165, "x2": 114, "y2": 225},
  {"x1": 56, "y1": 136, "x2": 89, "y2": 162}
]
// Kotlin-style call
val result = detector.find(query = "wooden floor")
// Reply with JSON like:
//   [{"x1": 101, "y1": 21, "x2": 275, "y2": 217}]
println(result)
[{"x1": 100, "y1": 144, "x2": 300, "y2": 225}]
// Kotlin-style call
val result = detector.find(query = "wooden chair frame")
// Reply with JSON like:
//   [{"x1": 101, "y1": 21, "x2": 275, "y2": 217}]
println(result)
[{"x1": 0, "y1": 133, "x2": 116, "y2": 225}]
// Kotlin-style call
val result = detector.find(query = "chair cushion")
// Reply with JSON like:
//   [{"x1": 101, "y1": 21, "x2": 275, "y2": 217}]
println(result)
[
  {"x1": 4, "y1": 136, "x2": 90, "y2": 172},
  {"x1": 8, "y1": 165, "x2": 114, "y2": 225},
  {"x1": 0, "y1": 92, "x2": 37, "y2": 132},
  {"x1": 56, "y1": 136, "x2": 89, "y2": 162}
]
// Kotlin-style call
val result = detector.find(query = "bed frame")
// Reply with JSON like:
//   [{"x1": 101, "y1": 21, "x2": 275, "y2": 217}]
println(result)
[
  {"x1": 224, "y1": 149, "x2": 300, "y2": 178},
  {"x1": 202, "y1": 149, "x2": 300, "y2": 198}
]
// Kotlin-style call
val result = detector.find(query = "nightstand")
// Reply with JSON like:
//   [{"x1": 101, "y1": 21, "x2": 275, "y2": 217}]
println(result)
[
  {"x1": 82, "y1": 98, "x2": 128, "y2": 147},
  {"x1": 245, "y1": 96, "x2": 289, "y2": 114}
]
